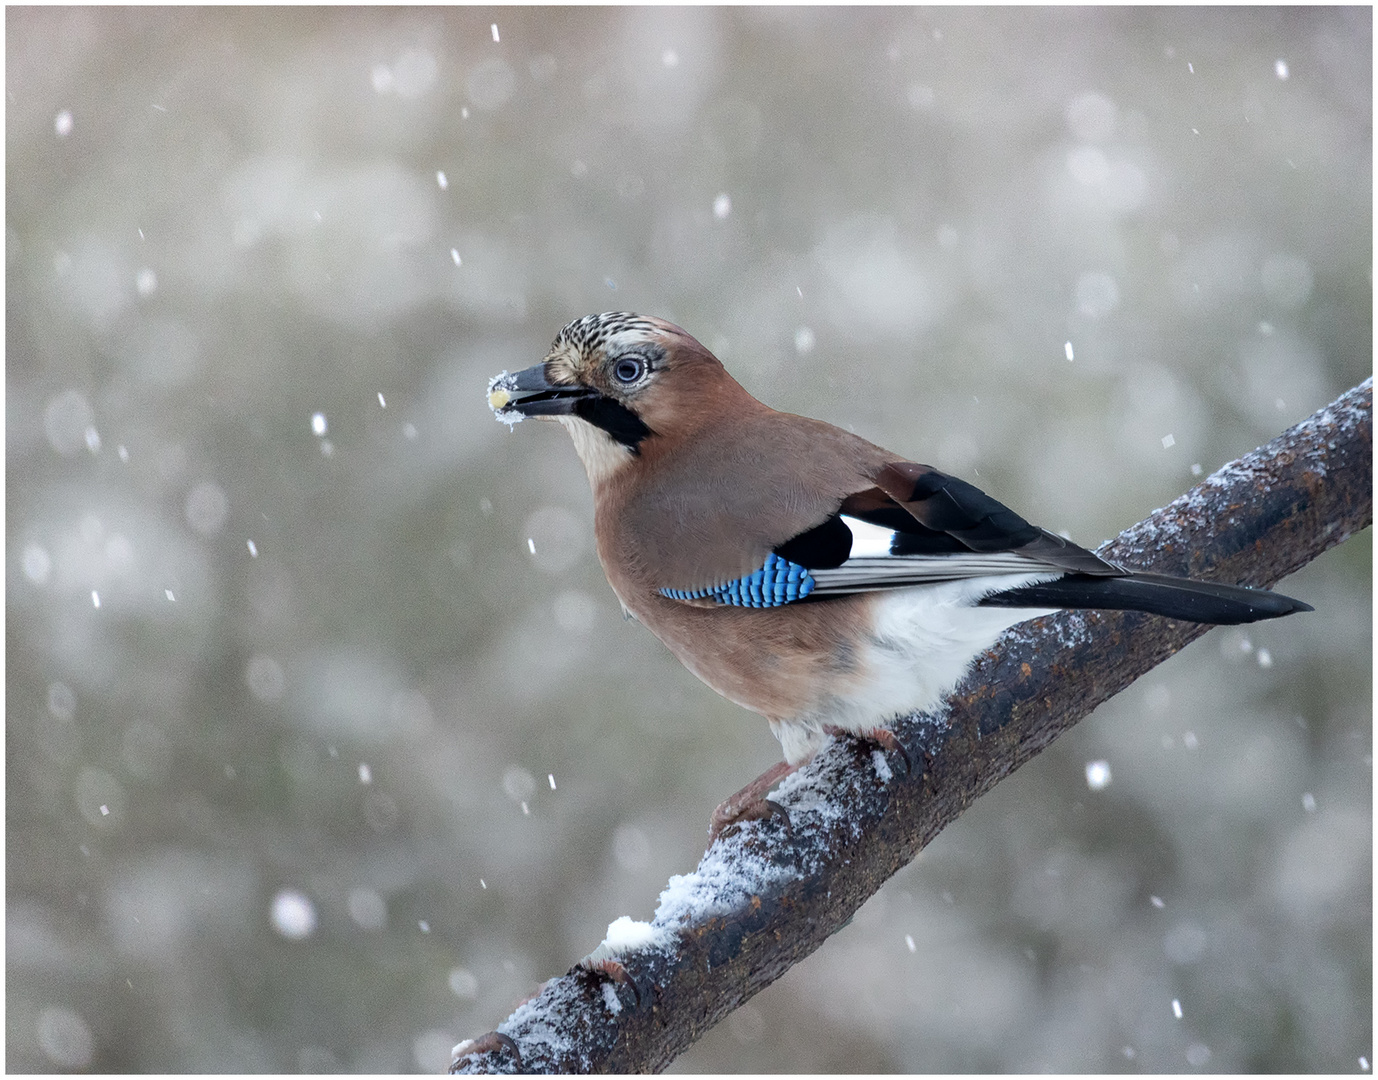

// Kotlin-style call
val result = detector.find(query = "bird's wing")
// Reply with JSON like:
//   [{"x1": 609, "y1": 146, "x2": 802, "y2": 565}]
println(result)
[
  {"x1": 658, "y1": 461, "x2": 1123, "y2": 607},
  {"x1": 628, "y1": 412, "x2": 890, "y2": 596},
  {"x1": 806, "y1": 461, "x2": 1123, "y2": 595}
]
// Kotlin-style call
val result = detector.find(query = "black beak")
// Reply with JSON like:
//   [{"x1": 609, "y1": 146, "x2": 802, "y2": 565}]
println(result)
[
  {"x1": 487, "y1": 361, "x2": 654, "y2": 451},
  {"x1": 487, "y1": 364, "x2": 596, "y2": 419}
]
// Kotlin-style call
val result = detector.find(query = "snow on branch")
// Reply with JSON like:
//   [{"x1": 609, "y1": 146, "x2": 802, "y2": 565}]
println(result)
[{"x1": 452, "y1": 379, "x2": 1372, "y2": 1075}]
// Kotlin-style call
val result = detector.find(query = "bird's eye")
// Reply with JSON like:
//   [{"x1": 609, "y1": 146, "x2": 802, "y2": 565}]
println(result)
[{"x1": 611, "y1": 357, "x2": 644, "y2": 385}]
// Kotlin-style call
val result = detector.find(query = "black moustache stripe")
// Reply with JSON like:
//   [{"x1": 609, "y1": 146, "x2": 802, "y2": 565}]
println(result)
[{"x1": 574, "y1": 395, "x2": 653, "y2": 451}]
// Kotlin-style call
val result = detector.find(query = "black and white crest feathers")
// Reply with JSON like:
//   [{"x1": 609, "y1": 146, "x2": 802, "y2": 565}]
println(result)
[{"x1": 552, "y1": 312, "x2": 661, "y2": 357}]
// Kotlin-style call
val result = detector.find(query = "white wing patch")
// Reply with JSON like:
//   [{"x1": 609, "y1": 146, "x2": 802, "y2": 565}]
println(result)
[
  {"x1": 839, "y1": 514, "x2": 893, "y2": 557},
  {"x1": 807, "y1": 515, "x2": 1057, "y2": 593}
]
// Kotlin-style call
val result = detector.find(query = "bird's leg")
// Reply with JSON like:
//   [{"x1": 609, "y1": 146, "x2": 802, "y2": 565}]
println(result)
[
  {"x1": 824, "y1": 724, "x2": 913, "y2": 775},
  {"x1": 450, "y1": 1031, "x2": 522, "y2": 1073},
  {"x1": 710, "y1": 759, "x2": 797, "y2": 840}
]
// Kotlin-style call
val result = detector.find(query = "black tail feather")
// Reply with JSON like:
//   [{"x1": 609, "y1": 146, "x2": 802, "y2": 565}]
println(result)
[{"x1": 981, "y1": 571, "x2": 1312, "y2": 625}]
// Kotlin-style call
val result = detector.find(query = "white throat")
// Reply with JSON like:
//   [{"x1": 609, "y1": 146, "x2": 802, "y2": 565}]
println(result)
[{"x1": 557, "y1": 415, "x2": 636, "y2": 484}]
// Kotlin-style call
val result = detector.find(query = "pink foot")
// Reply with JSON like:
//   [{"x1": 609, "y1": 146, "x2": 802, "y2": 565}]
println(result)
[
  {"x1": 578, "y1": 957, "x2": 629, "y2": 983},
  {"x1": 710, "y1": 759, "x2": 797, "y2": 840}
]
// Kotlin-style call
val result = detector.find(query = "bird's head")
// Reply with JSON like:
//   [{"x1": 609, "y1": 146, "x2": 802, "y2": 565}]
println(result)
[{"x1": 488, "y1": 312, "x2": 747, "y2": 482}]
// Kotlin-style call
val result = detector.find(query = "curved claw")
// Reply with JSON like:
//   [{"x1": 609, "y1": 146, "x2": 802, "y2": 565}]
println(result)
[
  {"x1": 711, "y1": 794, "x2": 793, "y2": 841},
  {"x1": 451, "y1": 1031, "x2": 522, "y2": 1073},
  {"x1": 761, "y1": 798, "x2": 793, "y2": 831},
  {"x1": 709, "y1": 760, "x2": 798, "y2": 841},
  {"x1": 577, "y1": 956, "x2": 642, "y2": 1007},
  {"x1": 824, "y1": 724, "x2": 914, "y2": 776},
  {"x1": 868, "y1": 727, "x2": 914, "y2": 775}
]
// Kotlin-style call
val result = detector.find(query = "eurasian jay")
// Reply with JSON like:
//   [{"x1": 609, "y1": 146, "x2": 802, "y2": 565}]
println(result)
[{"x1": 488, "y1": 312, "x2": 1310, "y2": 835}]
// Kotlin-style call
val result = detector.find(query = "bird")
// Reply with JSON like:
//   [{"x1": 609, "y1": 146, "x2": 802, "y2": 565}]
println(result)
[{"x1": 487, "y1": 312, "x2": 1311, "y2": 836}]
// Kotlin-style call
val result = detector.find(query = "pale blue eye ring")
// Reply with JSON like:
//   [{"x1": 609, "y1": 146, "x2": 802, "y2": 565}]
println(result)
[{"x1": 612, "y1": 357, "x2": 644, "y2": 384}]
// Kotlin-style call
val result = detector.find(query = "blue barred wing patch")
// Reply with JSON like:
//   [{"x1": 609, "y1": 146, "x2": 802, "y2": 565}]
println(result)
[{"x1": 660, "y1": 553, "x2": 816, "y2": 608}]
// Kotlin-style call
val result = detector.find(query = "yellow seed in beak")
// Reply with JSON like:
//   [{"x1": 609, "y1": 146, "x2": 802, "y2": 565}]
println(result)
[{"x1": 488, "y1": 388, "x2": 511, "y2": 410}]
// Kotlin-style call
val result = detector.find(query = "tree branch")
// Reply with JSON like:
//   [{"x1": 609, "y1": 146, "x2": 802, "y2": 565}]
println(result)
[{"x1": 452, "y1": 379, "x2": 1372, "y2": 1075}]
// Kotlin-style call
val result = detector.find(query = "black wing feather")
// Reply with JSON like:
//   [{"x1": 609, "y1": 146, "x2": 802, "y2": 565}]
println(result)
[
  {"x1": 772, "y1": 514, "x2": 853, "y2": 569},
  {"x1": 761, "y1": 462, "x2": 1307, "y2": 624}
]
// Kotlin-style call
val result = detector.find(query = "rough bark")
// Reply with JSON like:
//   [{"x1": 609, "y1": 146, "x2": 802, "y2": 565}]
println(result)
[{"x1": 452, "y1": 380, "x2": 1372, "y2": 1075}]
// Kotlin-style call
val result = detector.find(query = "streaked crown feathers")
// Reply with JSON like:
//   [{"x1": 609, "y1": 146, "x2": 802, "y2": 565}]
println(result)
[{"x1": 550, "y1": 312, "x2": 662, "y2": 359}]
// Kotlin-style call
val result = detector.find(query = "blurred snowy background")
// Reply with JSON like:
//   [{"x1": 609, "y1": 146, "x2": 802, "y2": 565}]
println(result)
[{"x1": 6, "y1": 7, "x2": 1371, "y2": 1073}]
